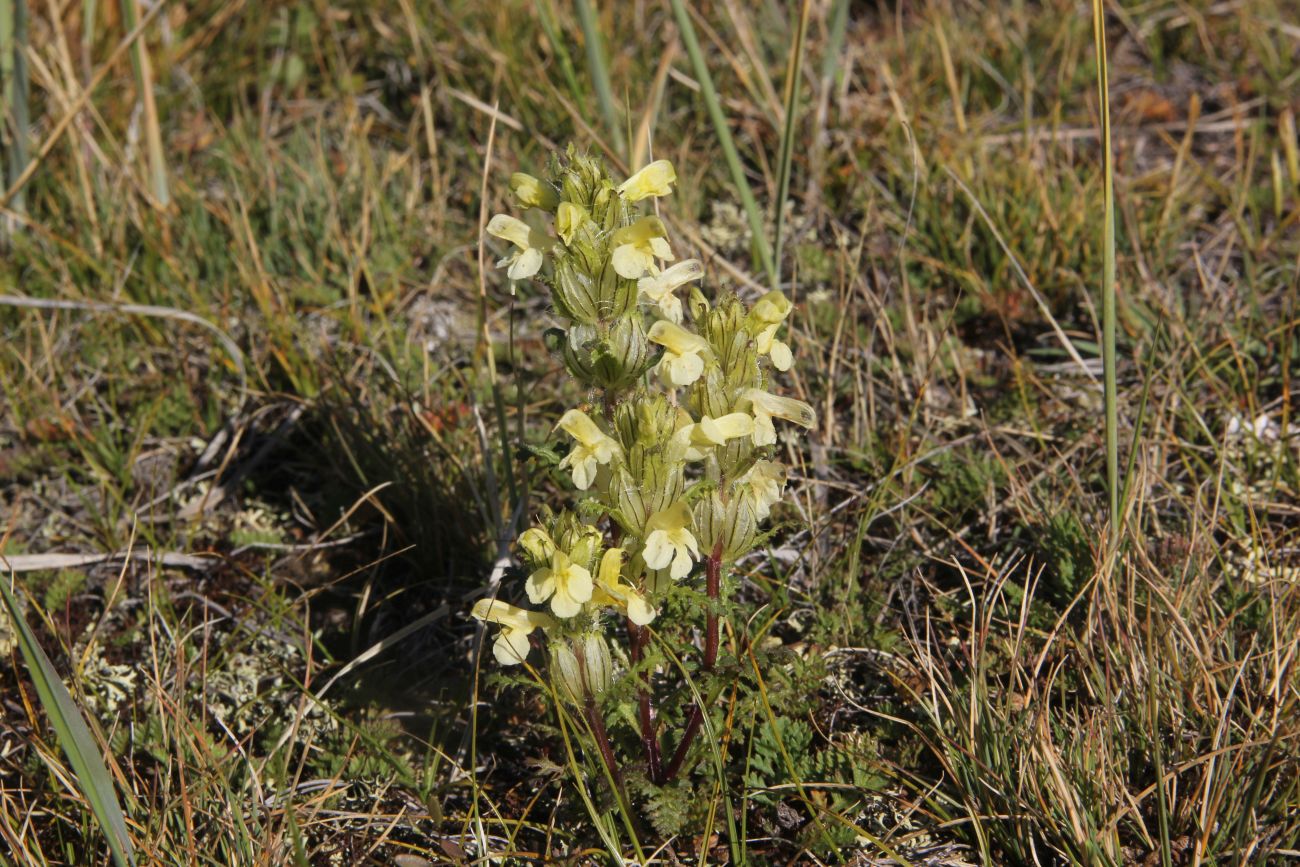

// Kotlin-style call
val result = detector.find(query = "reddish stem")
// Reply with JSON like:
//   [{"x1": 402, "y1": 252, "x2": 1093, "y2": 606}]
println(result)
[
  {"x1": 629, "y1": 619, "x2": 664, "y2": 783},
  {"x1": 584, "y1": 696, "x2": 624, "y2": 797},
  {"x1": 663, "y1": 541, "x2": 723, "y2": 782},
  {"x1": 576, "y1": 649, "x2": 625, "y2": 803}
]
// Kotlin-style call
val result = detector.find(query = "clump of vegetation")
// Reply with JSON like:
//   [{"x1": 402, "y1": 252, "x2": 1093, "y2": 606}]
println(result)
[{"x1": 473, "y1": 151, "x2": 815, "y2": 828}]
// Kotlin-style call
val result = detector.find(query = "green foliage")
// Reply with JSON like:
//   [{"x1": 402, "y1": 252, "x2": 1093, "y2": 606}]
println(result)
[{"x1": 1033, "y1": 509, "x2": 1094, "y2": 605}]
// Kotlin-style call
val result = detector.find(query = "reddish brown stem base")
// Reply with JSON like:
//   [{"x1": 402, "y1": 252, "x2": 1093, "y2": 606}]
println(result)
[
  {"x1": 584, "y1": 697, "x2": 626, "y2": 802},
  {"x1": 629, "y1": 620, "x2": 664, "y2": 783},
  {"x1": 661, "y1": 541, "x2": 723, "y2": 783}
]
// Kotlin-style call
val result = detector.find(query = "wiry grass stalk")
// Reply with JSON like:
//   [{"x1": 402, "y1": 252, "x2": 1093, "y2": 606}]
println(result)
[
  {"x1": 773, "y1": 0, "x2": 811, "y2": 276},
  {"x1": 574, "y1": 0, "x2": 625, "y2": 159},
  {"x1": 669, "y1": 0, "x2": 777, "y2": 288},
  {"x1": 1092, "y1": 0, "x2": 1119, "y2": 546},
  {"x1": 1, "y1": 0, "x2": 29, "y2": 232},
  {"x1": 118, "y1": 0, "x2": 168, "y2": 208}
]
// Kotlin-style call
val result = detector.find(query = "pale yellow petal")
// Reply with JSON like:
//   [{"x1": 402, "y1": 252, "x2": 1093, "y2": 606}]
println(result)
[
  {"x1": 556, "y1": 409, "x2": 606, "y2": 447},
  {"x1": 493, "y1": 627, "x2": 533, "y2": 665},
  {"x1": 661, "y1": 352, "x2": 704, "y2": 387},
  {"x1": 486, "y1": 214, "x2": 531, "y2": 249},
  {"x1": 597, "y1": 548, "x2": 625, "y2": 587},
  {"x1": 647, "y1": 320, "x2": 710, "y2": 355},
  {"x1": 744, "y1": 388, "x2": 816, "y2": 428},
  {"x1": 507, "y1": 246, "x2": 543, "y2": 280},
  {"x1": 556, "y1": 201, "x2": 589, "y2": 244},
  {"x1": 618, "y1": 160, "x2": 677, "y2": 201},
  {"x1": 627, "y1": 592, "x2": 656, "y2": 626},
  {"x1": 525, "y1": 568, "x2": 555, "y2": 605},
  {"x1": 612, "y1": 244, "x2": 652, "y2": 279},
  {"x1": 642, "y1": 531, "x2": 674, "y2": 571},
  {"x1": 509, "y1": 172, "x2": 558, "y2": 210},
  {"x1": 769, "y1": 340, "x2": 793, "y2": 371},
  {"x1": 751, "y1": 290, "x2": 792, "y2": 325}
]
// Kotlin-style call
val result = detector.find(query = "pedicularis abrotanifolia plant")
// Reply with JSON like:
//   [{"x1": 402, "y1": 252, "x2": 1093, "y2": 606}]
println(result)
[{"x1": 473, "y1": 149, "x2": 815, "y2": 789}]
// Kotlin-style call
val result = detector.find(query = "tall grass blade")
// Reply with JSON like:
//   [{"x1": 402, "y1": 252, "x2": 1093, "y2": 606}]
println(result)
[
  {"x1": 669, "y1": 0, "x2": 777, "y2": 288},
  {"x1": 1092, "y1": 0, "x2": 1119, "y2": 545},
  {"x1": 82, "y1": 0, "x2": 97, "y2": 79},
  {"x1": 536, "y1": 0, "x2": 582, "y2": 109},
  {"x1": 820, "y1": 0, "x2": 850, "y2": 87},
  {"x1": 1, "y1": 0, "x2": 30, "y2": 231},
  {"x1": 119, "y1": 0, "x2": 168, "y2": 208},
  {"x1": 773, "y1": 0, "x2": 810, "y2": 275},
  {"x1": 574, "y1": 0, "x2": 625, "y2": 159},
  {"x1": 0, "y1": 572, "x2": 136, "y2": 866}
]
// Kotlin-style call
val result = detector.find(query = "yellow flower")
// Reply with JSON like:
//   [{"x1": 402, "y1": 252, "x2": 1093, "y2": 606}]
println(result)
[
  {"x1": 525, "y1": 548, "x2": 594, "y2": 618},
  {"x1": 637, "y1": 259, "x2": 702, "y2": 323},
  {"x1": 642, "y1": 501, "x2": 700, "y2": 581},
  {"x1": 591, "y1": 548, "x2": 656, "y2": 625},
  {"x1": 736, "y1": 459, "x2": 785, "y2": 521},
  {"x1": 486, "y1": 214, "x2": 551, "y2": 280},
  {"x1": 648, "y1": 320, "x2": 710, "y2": 387},
  {"x1": 471, "y1": 598, "x2": 556, "y2": 665},
  {"x1": 750, "y1": 290, "x2": 794, "y2": 370},
  {"x1": 677, "y1": 412, "x2": 755, "y2": 460},
  {"x1": 509, "y1": 172, "x2": 558, "y2": 210},
  {"x1": 556, "y1": 201, "x2": 590, "y2": 246},
  {"x1": 556, "y1": 409, "x2": 622, "y2": 490},
  {"x1": 611, "y1": 216, "x2": 674, "y2": 279},
  {"x1": 618, "y1": 159, "x2": 677, "y2": 201},
  {"x1": 742, "y1": 388, "x2": 817, "y2": 446}
]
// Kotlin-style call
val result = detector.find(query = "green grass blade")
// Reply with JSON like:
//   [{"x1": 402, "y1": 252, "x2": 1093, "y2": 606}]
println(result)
[
  {"x1": 118, "y1": 0, "x2": 168, "y2": 208},
  {"x1": 1092, "y1": 0, "x2": 1119, "y2": 545},
  {"x1": 669, "y1": 0, "x2": 777, "y2": 288},
  {"x1": 1, "y1": 0, "x2": 30, "y2": 226},
  {"x1": 574, "y1": 0, "x2": 625, "y2": 158},
  {"x1": 773, "y1": 0, "x2": 811, "y2": 275},
  {"x1": 820, "y1": 0, "x2": 850, "y2": 87},
  {"x1": 0, "y1": 573, "x2": 136, "y2": 866},
  {"x1": 536, "y1": 0, "x2": 583, "y2": 108}
]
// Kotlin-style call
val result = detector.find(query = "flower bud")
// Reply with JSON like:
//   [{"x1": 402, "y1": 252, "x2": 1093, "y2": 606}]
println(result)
[
  {"x1": 579, "y1": 633, "x2": 613, "y2": 695},
  {"x1": 518, "y1": 527, "x2": 556, "y2": 567},
  {"x1": 688, "y1": 286, "x2": 710, "y2": 323},
  {"x1": 552, "y1": 258, "x2": 601, "y2": 325},
  {"x1": 551, "y1": 641, "x2": 583, "y2": 704},
  {"x1": 614, "y1": 392, "x2": 676, "y2": 449},
  {"x1": 693, "y1": 492, "x2": 759, "y2": 559},
  {"x1": 551, "y1": 633, "x2": 613, "y2": 702},
  {"x1": 554, "y1": 516, "x2": 602, "y2": 569},
  {"x1": 562, "y1": 317, "x2": 652, "y2": 390},
  {"x1": 509, "y1": 172, "x2": 559, "y2": 210},
  {"x1": 559, "y1": 149, "x2": 606, "y2": 209}
]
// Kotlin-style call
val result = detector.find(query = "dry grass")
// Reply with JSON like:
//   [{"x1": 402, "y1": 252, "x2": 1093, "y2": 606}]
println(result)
[{"x1": 1, "y1": 0, "x2": 1297, "y2": 863}]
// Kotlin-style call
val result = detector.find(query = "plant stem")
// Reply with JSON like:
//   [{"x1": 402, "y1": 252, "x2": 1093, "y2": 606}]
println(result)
[
  {"x1": 1093, "y1": 0, "x2": 1119, "y2": 548},
  {"x1": 584, "y1": 696, "x2": 624, "y2": 798},
  {"x1": 629, "y1": 620, "x2": 663, "y2": 784},
  {"x1": 662, "y1": 541, "x2": 723, "y2": 782}
]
